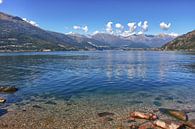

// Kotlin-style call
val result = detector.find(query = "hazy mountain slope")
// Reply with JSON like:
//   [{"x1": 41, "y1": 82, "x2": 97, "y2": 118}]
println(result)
[
  {"x1": 0, "y1": 12, "x2": 105, "y2": 51},
  {"x1": 66, "y1": 33, "x2": 110, "y2": 49},
  {"x1": 92, "y1": 33, "x2": 176, "y2": 48},
  {"x1": 123, "y1": 34, "x2": 176, "y2": 48},
  {"x1": 92, "y1": 33, "x2": 150, "y2": 48}
]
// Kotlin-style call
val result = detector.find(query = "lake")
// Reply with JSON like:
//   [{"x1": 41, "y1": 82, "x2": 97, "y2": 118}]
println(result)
[{"x1": 0, "y1": 50, "x2": 195, "y2": 128}]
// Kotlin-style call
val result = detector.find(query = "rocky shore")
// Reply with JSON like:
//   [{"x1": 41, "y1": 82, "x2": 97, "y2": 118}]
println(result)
[{"x1": 1, "y1": 86, "x2": 195, "y2": 129}]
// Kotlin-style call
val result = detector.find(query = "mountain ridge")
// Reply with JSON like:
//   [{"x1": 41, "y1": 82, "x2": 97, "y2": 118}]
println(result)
[
  {"x1": 162, "y1": 30, "x2": 195, "y2": 50},
  {"x1": 0, "y1": 11, "x2": 179, "y2": 52}
]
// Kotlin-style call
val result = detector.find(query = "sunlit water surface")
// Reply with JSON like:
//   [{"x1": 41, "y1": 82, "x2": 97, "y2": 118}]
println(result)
[{"x1": 0, "y1": 51, "x2": 195, "y2": 111}]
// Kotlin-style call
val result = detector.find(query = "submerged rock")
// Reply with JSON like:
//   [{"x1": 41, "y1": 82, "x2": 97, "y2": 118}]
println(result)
[
  {"x1": 138, "y1": 122, "x2": 155, "y2": 129},
  {"x1": 153, "y1": 120, "x2": 184, "y2": 129},
  {"x1": 129, "y1": 100, "x2": 143, "y2": 105},
  {"x1": 130, "y1": 111, "x2": 158, "y2": 120},
  {"x1": 0, "y1": 109, "x2": 7, "y2": 117},
  {"x1": 185, "y1": 119, "x2": 195, "y2": 128},
  {"x1": 129, "y1": 124, "x2": 139, "y2": 129},
  {"x1": 101, "y1": 117, "x2": 113, "y2": 123},
  {"x1": 153, "y1": 101, "x2": 162, "y2": 107},
  {"x1": 0, "y1": 86, "x2": 18, "y2": 93},
  {"x1": 97, "y1": 112, "x2": 114, "y2": 117},
  {"x1": 45, "y1": 101, "x2": 57, "y2": 105},
  {"x1": 159, "y1": 108, "x2": 188, "y2": 121},
  {"x1": 32, "y1": 105, "x2": 43, "y2": 109},
  {"x1": 0, "y1": 98, "x2": 6, "y2": 103}
]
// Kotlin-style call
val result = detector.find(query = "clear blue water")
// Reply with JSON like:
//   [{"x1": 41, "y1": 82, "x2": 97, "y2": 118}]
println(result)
[{"x1": 0, "y1": 51, "x2": 195, "y2": 108}]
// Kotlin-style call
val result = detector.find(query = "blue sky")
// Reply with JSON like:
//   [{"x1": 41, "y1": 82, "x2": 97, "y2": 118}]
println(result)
[{"x1": 0, "y1": 0, "x2": 195, "y2": 35}]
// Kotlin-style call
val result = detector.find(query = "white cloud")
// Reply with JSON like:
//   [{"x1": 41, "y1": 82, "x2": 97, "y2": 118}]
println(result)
[
  {"x1": 115, "y1": 23, "x2": 124, "y2": 34},
  {"x1": 115, "y1": 23, "x2": 124, "y2": 30},
  {"x1": 160, "y1": 22, "x2": 171, "y2": 30},
  {"x1": 82, "y1": 26, "x2": 88, "y2": 32},
  {"x1": 73, "y1": 25, "x2": 81, "y2": 30},
  {"x1": 22, "y1": 18, "x2": 39, "y2": 27},
  {"x1": 73, "y1": 25, "x2": 88, "y2": 33},
  {"x1": 137, "y1": 21, "x2": 149, "y2": 34},
  {"x1": 106, "y1": 21, "x2": 113, "y2": 34},
  {"x1": 137, "y1": 31, "x2": 143, "y2": 35},
  {"x1": 127, "y1": 22, "x2": 137, "y2": 33},
  {"x1": 0, "y1": 0, "x2": 3, "y2": 4},
  {"x1": 121, "y1": 30, "x2": 136, "y2": 37},
  {"x1": 138, "y1": 21, "x2": 142, "y2": 27},
  {"x1": 168, "y1": 32, "x2": 179, "y2": 37},
  {"x1": 66, "y1": 31, "x2": 74, "y2": 35},
  {"x1": 93, "y1": 31, "x2": 99, "y2": 35},
  {"x1": 142, "y1": 21, "x2": 149, "y2": 31},
  {"x1": 120, "y1": 22, "x2": 137, "y2": 37}
]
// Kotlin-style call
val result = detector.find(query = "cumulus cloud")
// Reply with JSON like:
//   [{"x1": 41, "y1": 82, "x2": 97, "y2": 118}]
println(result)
[
  {"x1": 73, "y1": 25, "x2": 81, "y2": 30},
  {"x1": 106, "y1": 21, "x2": 113, "y2": 33},
  {"x1": 66, "y1": 31, "x2": 74, "y2": 35},
  {"x1": 115, "y1": 23, "x2": 124, "y2": 30},
  {"x1": 137, "y1": 31, "x2": 143, "y2": 35},
  {"x1": 22, "y1": 18, "x2": 39, "y2": 27},
  {"x1": 120, "y1": 22, "x2": 137, "y2": 37},
  {"x1": 168, "y1": 32, "x2": 179, "y2": 37},
  {"x1": 73, "y1": 25, "x2": 88, "y2": 33},
  {"x1": 138, "y1": 21, "x2": 142, "y2": 27},
  {"x1": 160, "y1": 22, "x2": 171, "y2": 30},
  {"x1": 121, "y1": 31, "x2": 136, "y2": 37},
  {"x1": 142, "y1": 21, "x2": 149, "y2": 31},
  {"x1": 0, "y1": 0, "x2": 3, "y2": 4},
  {"x1": 82, "y1": 26, "x2": 88, "y2": 32},
  {"x1": 115, "y1": 23, "x2": 124, "y2": 34},
  {"x1": 137, "y1": 21, "x2": 149, "y2": 34},
  {"x1": 93, "y1": 31, "x2": 99, "y2": 35},
  {"x1": 127, "y1": 22, "x2": 137, "y2": 33}
]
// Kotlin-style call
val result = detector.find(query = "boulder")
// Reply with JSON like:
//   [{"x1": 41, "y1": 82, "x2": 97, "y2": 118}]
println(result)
[
  {"x1": 0, "y1": 86, "x2": 18, "y2": 93},
  {"x1": 0, "y1": 98, "x2": 6, "y2": 103},
  {"x1": 153, "y1": 120, "x2": 185, "y2": 129},
  {"x1": 130, "y1": 111, "x2": 158, "y2": 120},
  {"x1": 159, "y1": 108, "x2": 188, "y2": 121}
]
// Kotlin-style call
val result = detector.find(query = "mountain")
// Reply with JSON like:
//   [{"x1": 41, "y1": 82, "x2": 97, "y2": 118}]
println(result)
[
  {"x1": 0, "y1": 11, "x2": 178, "y2": 52},
  {"x1": 92, "y1": 33, "x2": 176, "y2": 49},
  {"x1": 0, "y1": 12, "x2": 106, "y2": 52},
  {"x1": 123, "y1": 34, "x2": 177, "y2": 48},
  {"x1": 92, "y1": 33, "x2": 149, "y2": 48},
  {"x1": 162, "y1": 30, "x2": 195, "y2": 50},
  {"x1": 66, "y1": 33, "x2": 109, "y2": 49}
]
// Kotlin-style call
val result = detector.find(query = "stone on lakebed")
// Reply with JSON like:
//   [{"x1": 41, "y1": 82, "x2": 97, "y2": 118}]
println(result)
[
  {"x1": 138, "y1": 121, "x2": 155, "y2": 129},
  {"x1": 97, "y1": 112, "x2": 114, "y2": 117},
  {"x1": 0, "y1": 109, "x2": 8, "y2": 117},
  {"x1": 184, "y1": 119, "x2": 195, "y2": 128},
  {"x1": 130, "y1": 111, "x2": 158, "y2": 120},
  {"x1": 0, "y1": 86, "x2": 18, "y2": 93},
  {"x1": 159, "y1": 108, "x2": 188, "y2": 121},
  {"x1": 0, "y1": 98, "x2": 6, "y2": 103},
  {"x1": 153, "y1": 119, "x2": 185, "y2": 129}
]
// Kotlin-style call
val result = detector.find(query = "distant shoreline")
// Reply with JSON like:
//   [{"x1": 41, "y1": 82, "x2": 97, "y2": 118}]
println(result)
[{"x1": 0, "y1": 48, "x2": 195, "y2": 53}]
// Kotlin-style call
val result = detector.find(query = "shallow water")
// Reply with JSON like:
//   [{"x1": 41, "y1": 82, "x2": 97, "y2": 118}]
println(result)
[{"x1": 0, "y1": 51, "x2": 195, "y2": 128}]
